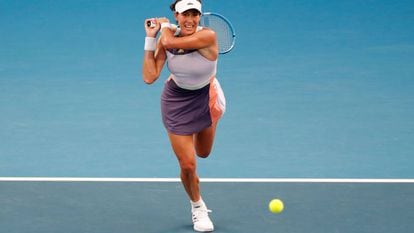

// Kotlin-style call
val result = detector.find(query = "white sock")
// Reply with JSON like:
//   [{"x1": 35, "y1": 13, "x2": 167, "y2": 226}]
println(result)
[{"x1": 191, "y1": 197, "x2": 206, "y2": 209}]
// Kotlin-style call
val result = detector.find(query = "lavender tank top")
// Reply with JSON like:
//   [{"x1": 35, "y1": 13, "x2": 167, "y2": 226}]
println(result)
[{"x1": 166, "y1": 27, "x2": 217, "y2": 90}]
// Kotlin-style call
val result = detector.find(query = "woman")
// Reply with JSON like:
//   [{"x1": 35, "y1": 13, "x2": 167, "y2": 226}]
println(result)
[{"x1": 142, "y1": 0, "x2": 225, "y2": 232}]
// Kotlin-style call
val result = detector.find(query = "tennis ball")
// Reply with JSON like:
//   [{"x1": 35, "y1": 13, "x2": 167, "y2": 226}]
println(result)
[{"x1": 269, "y1": 199, "x2": 284, "y2": 214}]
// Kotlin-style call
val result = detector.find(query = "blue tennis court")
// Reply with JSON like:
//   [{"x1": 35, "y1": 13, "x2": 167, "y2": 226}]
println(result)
[{"x1": 1, "y1": 0, "x2": 414, "y2": 232}]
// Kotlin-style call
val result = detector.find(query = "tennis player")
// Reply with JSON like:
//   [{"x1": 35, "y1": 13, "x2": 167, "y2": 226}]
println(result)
[{"x1": 142, "y1": 0, "x2": 225, "y2": 232}]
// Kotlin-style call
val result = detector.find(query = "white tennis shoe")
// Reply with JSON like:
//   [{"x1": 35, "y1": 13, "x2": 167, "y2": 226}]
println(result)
[{"x1": 192, "y1": 206, "x2": 214, "y2": 232}]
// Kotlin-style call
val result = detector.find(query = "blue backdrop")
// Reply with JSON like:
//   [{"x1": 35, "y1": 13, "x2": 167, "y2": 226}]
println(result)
[{"x1": 1, "y1": 0, "x2": 414, "y2": 178}]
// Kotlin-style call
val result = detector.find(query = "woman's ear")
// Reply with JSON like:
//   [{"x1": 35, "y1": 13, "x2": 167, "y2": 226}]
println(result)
[{"x1": 174, "y1": 12, "x2": 179, "y2": 22}]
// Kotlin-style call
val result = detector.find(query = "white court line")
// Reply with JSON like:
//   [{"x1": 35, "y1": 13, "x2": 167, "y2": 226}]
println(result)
[{"x1": 0, "y1": 177, "x2": 414, "y2": 183}]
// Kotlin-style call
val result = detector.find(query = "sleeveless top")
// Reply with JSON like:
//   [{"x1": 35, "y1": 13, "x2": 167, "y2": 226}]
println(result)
[{"x1": 166, "y1": 27, "x2": 217, "y2": 90}]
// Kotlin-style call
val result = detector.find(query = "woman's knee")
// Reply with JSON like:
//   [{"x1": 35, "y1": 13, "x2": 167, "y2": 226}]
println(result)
[
  {"x1": 194, "y1": 126, "x2": 216, "y2": 158},
  {"x1": 195, "y1": 149, "x2": 211, "y2": 158},
  {"x1": 180, "y1": 160, "x2": 196, "y2": 174}
]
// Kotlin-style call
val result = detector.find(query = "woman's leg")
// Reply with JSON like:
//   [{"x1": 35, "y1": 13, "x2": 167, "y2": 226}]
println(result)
[
  {"x1": 168, "y1": 130, "x2": 216, "y2": 232},
  {"x1": 168, "y1": 132, "x2": 200, "y2": 202},
  {"x1": 167, "y1": 122, "x2": 218, "y2": 201},
  {"x1": 194, "y1": 122, "x2": 218, "y2": 158}
]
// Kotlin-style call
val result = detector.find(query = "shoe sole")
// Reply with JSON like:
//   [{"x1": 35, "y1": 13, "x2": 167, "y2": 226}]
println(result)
[{"x1": 194, "y1": 226, "x2": 214, "y2": 232}]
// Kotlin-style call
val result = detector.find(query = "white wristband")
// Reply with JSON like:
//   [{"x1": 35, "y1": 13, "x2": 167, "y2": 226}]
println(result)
[
  {"x1": 144, "y1": 37, "x2": 156, "y2": 51},
  {"x1": 161, "y1": 22, "x2": 171, "y2": 30}
]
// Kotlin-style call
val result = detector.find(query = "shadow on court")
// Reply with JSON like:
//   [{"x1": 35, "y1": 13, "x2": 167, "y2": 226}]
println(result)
[{"x1": 1, "y1": 181, "x2": 413, "y2": 233}]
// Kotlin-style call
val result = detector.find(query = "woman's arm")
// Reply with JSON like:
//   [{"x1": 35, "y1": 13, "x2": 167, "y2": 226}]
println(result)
[
  {"x1": 142, "y1": 19, "x2": 167, "y2": 84},
  {"x1": 142, "y1": 41, "x2": 167, "y2": 84},
  {"x1": 160, "y1": 28, "x2": 216, "y2": 50},
  {"x1": 159, "y1": 20, "x2": 218, "y2": 61}
]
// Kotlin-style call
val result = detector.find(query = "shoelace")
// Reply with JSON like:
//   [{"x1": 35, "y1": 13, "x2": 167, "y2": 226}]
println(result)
[{"x1": 192, "y1": 208, "x2": 212, "y2": 222}]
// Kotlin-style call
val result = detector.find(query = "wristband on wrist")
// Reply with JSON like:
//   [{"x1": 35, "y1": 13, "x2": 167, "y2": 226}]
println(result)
[
  {"x1": 144, "y1": 37, "x2": 156, "y2": 51},
  {"x1": 161, "y1": 22, "x2": 171, "y2": 30}
]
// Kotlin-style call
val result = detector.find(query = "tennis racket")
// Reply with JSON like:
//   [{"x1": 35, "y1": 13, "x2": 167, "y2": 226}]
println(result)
[
  {"x1": 146, "y1": 12, "x2": 236, "y2": 54},
  {"x1": 198, "y1": 12, "x2": 236, "y2": 54}
]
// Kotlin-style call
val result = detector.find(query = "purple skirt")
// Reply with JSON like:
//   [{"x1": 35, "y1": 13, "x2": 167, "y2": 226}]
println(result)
[{"x1": 161, "y1": 79, "x2": 212, "y2": 135}]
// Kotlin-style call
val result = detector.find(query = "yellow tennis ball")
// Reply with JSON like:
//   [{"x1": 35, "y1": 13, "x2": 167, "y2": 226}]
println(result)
[{"x1": 269, "y1": 199, "x2": 284, "y2": 214}]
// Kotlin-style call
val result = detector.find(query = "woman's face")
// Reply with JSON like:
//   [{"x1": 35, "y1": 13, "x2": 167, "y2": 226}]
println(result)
[{"x1": 175, "y1": 9, "x2": 201, "y2": 36}]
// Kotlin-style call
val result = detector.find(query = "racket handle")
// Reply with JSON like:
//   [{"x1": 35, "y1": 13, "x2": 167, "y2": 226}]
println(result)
[
  {"x1": 146, "y1": 20, "x2": 156, "y2": 28},
  {"x1": 146, "y1": 21, "x2": 177, "y2": 30}
]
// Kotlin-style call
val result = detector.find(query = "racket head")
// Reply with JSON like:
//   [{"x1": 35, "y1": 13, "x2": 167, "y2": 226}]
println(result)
[{"x1": 200, "y1": 12, "x2": 236, "y2": 54}]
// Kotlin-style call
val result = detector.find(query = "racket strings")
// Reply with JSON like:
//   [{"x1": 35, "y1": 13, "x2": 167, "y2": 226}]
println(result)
[{"x1": 200, "y1": 15, "x2": 234, "y2": 53}]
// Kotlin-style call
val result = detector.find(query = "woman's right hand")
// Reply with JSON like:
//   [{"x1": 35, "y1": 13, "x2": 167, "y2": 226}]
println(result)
[{"x1": 144, "y1": 18, "x2": 160, "y2": 37}]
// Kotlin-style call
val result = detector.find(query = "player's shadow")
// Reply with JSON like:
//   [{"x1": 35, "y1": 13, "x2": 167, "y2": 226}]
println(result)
[{"x1": 159, "y1": 224, "x2": 193, "y2": 233}]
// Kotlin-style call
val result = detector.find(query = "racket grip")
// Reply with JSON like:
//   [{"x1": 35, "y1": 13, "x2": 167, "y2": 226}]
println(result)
[
  {"x1": 146, "y1": 20, "x2": 156, "y2": 28},
  {"x1": 146, "y1": 20, "x2": 177, "y2": 30}
]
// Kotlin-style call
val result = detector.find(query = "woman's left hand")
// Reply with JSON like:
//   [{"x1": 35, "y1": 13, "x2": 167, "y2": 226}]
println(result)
[{"x1": 157, "y1": 17, "x2": 170, "y2": 24}]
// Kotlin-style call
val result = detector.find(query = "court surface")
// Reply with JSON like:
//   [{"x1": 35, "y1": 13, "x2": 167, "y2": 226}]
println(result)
[
  {"x1": 1, "y1": 0, "x2": 414, "y2": 232},
  {"x1": 1, "y1": 179, "x2": 413, "y2": 233}
]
